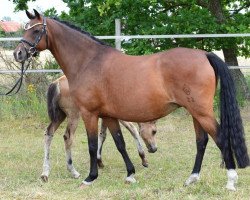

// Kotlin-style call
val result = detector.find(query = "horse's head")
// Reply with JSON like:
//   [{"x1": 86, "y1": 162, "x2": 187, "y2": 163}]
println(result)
[
  {"x1": 13, "y1": 9, "x2": 48, "y2": 63},
  {"x1": 139, "y1": 121, "x2": 157, "y2": 153}
]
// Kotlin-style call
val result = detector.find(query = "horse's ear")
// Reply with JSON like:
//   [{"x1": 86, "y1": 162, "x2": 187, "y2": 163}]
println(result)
[
  {"x1": 26, "y1": 10, "x2": 35, "y2": 19},
  {"x1": 33, "y1": 9, "x2": 41, "y2": 19}
]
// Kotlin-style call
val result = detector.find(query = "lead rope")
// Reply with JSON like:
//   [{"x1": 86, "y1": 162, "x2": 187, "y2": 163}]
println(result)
[{"x1": 0, "y1": 58, "x2": 31, "y2": 96}]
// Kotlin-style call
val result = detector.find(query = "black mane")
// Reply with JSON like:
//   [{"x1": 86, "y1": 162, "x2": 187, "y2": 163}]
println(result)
[{"x1": 52, "y1": 17, "x2": 108, "y2": 46}]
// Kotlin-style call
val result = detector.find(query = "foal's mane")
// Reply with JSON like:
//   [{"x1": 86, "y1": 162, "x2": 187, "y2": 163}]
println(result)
[{"x1": 51, "y1": 17, "x2": 108, "y2": 46}]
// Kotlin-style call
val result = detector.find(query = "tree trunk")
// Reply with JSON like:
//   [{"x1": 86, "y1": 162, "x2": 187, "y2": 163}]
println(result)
[
  {"x1": 223, "y1": 48, "x2": 250, "y2": 99},
  {"x1": 207, "y1": 0, "x2": 250, "y2": 99}
]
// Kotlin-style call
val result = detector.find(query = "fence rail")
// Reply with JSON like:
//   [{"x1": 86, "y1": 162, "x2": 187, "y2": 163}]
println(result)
[
  {"x1": 1, "y1": 33, "x2": 250, "y2": 42},
  {"x1": 1, "y1": 31, "x2": 250, "y2": 73}
]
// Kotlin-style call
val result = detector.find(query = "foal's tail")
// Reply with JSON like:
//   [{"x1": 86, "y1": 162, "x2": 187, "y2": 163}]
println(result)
[
  {"x1": 206, "y1": 52, "x2": 249, "y2": 168},
  {"x1": 47, "y1": 82, "x2": 66, "y2": 123}
]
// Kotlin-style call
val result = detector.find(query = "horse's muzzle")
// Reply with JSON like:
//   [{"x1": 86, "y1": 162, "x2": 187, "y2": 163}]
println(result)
[{"x1": 13, "y1": 49, "x2": 27, "y2": 63}]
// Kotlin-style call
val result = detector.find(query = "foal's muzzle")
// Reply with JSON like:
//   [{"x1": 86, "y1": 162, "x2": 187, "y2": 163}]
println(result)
[{"x1": 147, "y1": 144, "x2": 157, "y2": 153}]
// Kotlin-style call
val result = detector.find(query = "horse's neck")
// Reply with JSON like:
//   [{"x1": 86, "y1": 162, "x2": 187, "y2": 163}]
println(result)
[{"x1": 47, "y1": 19, "x2": 101, "y2": 81}]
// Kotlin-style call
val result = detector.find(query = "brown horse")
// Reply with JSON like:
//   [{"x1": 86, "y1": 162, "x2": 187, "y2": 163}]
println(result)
[
  {"x1": 14, "y1": 10, "x2": 249, "y2": 190},
  {"x1": 41, "y1": 75, "x2": 156, "y2": 182}
]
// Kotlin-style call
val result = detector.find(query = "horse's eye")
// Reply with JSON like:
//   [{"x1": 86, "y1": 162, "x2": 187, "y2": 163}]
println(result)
[{"x1": 33, "y1": 29, "x2": 40, "y2": 34}]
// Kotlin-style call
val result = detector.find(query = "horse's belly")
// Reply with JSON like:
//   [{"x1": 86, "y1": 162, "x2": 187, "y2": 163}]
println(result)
[{"x1": 102, "y1": 100, "x2": 178, "y2": 122}]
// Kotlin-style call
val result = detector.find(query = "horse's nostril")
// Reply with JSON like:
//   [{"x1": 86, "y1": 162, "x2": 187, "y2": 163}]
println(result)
[{"x1": 18, "y1": 50, "x2": 22, "y2": 56}]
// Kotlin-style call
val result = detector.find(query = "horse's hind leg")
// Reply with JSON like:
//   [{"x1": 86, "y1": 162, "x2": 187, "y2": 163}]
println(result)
[
  {"x1": 97, "y1": 120, "x2": 107, "y2": 168},
  {"x1": 119, "y1": 120, "x2": 148, "y2": 167},
  {"x1": 64, "y1": 115, "x2": 80, "y2": 179},
  {"x1": 41, "y1": 121, "x2": 61, "y2": 182},
  {"x1": 103, "y1": 118, "x2": 136, "y2": 183},
  {"x1": 192, "y1": 113, "x2": 237, "y2": 190},
  {"x1": 184, "y1": 117, "x2": 208, "y2": 186}
]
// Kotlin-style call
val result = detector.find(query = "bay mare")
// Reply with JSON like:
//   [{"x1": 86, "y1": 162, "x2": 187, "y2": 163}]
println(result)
[
  {"x1": 14, "y1": 10, "x2": 249, "y2": 190},
  {"x1": 41, "y1": 75, "x2": 156, "y2": 182}
]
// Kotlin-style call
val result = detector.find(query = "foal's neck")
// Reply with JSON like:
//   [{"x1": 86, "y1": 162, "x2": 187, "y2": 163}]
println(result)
[{"x1": 47, "y1": 19, "x2": 107, "y2": 81}]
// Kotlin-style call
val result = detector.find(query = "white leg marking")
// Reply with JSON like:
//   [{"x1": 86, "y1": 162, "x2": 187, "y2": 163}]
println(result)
[
  {"x1": 125, "y1": 173, "x2": 136, "y2": 184},
  {"x1": 226, "y1": 169, "x2": 238, "y2": 191},
  {"x1": 41, "y1": 134, "x2": 53, "y2": 179},
  {"x1": 184, "y1": 173, "x2": 200, "y2": 186},
  {"x1": 82, "y1": 180, "x2": 94, "y2": 186},
  {"x1": 66, "y1": 149, "x2": 80, "y2": 179}
]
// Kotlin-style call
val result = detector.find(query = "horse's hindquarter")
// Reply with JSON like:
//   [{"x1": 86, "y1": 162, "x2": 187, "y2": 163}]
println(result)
[
  {"x1": 159, "y1": 48, "x2": 216, "y2": 114},
  {"x1": 101, "y1": 48, "x2": 216, "y2": 121}
]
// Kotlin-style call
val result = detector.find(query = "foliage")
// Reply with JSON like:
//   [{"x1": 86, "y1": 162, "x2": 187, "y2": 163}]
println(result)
[{"x1": 11, "y1": 0, "x2": 249, "y2": 56}]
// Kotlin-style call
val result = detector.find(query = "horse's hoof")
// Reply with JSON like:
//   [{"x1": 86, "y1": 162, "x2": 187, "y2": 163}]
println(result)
[
  {"x1": 184, "y1": 173, "x2": 199, "y2": 186},
  {"x1": 125, "y1": 174, "x2": 136, "y2": 184},
  {"x1": 80, "y1": 180, "x2": 94, "y2": 189},
  {"x1": 79, "y1": 183, "x2": 89, "y2": 189},
  {"x1": 41, "y1": 175, "x2": 48, "y2": 182}
]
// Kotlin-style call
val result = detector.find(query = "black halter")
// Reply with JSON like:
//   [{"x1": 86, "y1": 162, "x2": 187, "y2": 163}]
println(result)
[
  {"x1": 0, "y1": 17, "x2": 48, "y2": 96},
  {"x1": 20, "y1": 17, "x2": 48, "y2": 58}
]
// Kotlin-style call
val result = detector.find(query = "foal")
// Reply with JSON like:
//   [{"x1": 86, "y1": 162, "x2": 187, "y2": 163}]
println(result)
[{"x1": 41, "y1": 75, "x2": 156, "y2": 182}]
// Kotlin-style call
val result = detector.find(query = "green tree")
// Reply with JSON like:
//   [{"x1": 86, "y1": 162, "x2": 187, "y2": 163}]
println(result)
[{"x1": 12, "y1": 0, "x2": 250, "y2": 97}]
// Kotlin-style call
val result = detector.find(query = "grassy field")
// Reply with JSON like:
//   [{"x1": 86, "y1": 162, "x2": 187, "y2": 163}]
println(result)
[{"x1": 0, "y1": 108, "x2": 249, "y2": 200}]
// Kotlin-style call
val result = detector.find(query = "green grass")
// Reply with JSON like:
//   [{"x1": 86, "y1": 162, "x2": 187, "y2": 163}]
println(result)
[{"x1": 0, "y1": 108, "x2": 250, "y2": 200}]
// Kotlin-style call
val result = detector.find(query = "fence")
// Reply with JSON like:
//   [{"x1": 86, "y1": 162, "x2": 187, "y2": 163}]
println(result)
[{"x1": 0, "y1": 18, "x2": 250, "y2": 74}]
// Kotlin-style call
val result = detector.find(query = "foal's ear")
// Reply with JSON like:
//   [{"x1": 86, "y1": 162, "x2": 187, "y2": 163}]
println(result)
[
  {"x1": 25, "y1": 10, "x2": 35, "y2": 19},
  {"x1": 33, "y1": 9, "x2": 41, "y2": 19}
]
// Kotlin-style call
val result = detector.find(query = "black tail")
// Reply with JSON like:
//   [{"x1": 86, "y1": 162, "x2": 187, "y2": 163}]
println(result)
[
  {"x1": 206, "y1": 52, "x2": 249, "y2": 168},
  {"x1": 47, "y1": 82, "x2": 66, "y2": 123}
]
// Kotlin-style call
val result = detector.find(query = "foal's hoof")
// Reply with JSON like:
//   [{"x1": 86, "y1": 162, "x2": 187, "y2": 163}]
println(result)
[
  {"x1": 72, "y1": 172, "x2": 81, "y2": 179},
  {"x1": 226, "y1": 184, "x2": 236, "y2": 191},
  {"x1": 184, "y1": 173, "x2": 200, "y2": 186},
  {"x1": 97, "y1": 159, "x2": 104, "y2": 169},
  {"x1": 142, "y1": 159, "x2": 149, "y2": 168},
  {"x1": 125, "y1": 174, "x2": 136, "y2": 184},
  {"x1": 41, "y1": 175, "x2": 48, "y2": 182}
]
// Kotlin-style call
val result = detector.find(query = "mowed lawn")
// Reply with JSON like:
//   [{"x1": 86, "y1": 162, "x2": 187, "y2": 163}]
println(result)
[{"x1": 0, "y1": 108, "x2": 249, "y2": 200}]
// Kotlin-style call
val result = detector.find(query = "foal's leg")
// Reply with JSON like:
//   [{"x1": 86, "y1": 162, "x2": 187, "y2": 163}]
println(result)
[
  {"x1": 64, "y1": 116, "x2": 80, "y2": 179},
  {"x1": 184, "y1": 118, "x2": 208, "y2": 186},
  {"x1": 97, "y1": 120, "x2": 108, "y2": 168},
  {"x1": 119, "y1": 120, "x2": 148, "y2": 167},
  {"x1": 41, "y1": 121, "x2": 61, "y2": 182},
  {"x1": 104, "y1": 118, "x2": 136, "y2": 183}
]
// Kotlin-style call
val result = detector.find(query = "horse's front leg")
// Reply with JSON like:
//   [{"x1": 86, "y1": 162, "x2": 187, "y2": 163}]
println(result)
[
  {"x1": 80, "y1": 113, "x2": 99, "y2": 187},
  {"x1": 104, "y1": 118, "x2": 136, "y2": 183}
]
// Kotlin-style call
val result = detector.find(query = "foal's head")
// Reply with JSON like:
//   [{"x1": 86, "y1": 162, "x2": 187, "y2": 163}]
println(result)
[
  {"x1": 139, "y1": 121, "x2": 157, "y2": 153},
  {"x1": 13, "y1": 9, "x2": 48, "y2": 63}
]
